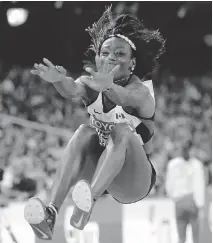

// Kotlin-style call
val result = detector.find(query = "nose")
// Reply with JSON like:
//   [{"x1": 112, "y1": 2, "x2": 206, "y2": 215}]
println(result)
[{"x1": 108, "y1": 53, "x2": 116, "y2": 61}]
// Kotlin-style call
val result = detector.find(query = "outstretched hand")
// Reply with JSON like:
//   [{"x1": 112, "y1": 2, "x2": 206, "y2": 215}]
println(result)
[
  {"x1": 81, "y1": 64, "x2": 120, "y2": 92},
  {"x1": 31, "y1": 58, "x2": 67, "y2": 83}
]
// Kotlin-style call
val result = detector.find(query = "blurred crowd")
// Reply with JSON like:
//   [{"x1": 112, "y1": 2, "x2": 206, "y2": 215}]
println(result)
[{"x1": 0, "y1": 66, "x2": 211, "y2": 204}]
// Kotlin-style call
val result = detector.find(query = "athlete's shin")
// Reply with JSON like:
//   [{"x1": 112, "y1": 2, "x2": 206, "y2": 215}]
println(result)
[
  {"x1": 50, "y1": 155, "x2": 84, "y2": 210},
  {"x1": 49, "y1": 125, "x2": 97, "y2": 210}
]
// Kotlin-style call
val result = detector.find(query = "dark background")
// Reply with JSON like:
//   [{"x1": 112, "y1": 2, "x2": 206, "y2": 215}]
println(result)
[
  {"x1": 0, "y1": 1, "x2": 212, "y2": 77},
  {"x1": 0, "y1": 2, "x2": 211, "y2": 205}
]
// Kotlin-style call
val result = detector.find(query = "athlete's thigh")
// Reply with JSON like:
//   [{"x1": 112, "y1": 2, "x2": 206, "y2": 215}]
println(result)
[{"x1": 107, "y1": 132, "x2": 153, "y2": 203}]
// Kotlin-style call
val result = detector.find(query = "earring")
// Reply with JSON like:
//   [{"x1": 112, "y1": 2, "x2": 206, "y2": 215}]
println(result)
[{"x1": 130, "y1": 66, "x2": 135, "y2": 74}]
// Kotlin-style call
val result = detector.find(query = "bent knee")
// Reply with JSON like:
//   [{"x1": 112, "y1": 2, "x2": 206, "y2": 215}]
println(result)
[
  {"x1": 76, "y1": 124, "x2": 96, "y2": 135},
  {"x1": 111, "y1": 123, "x2": 133, "y2": 143},
  {"x1": 73, "y1": 124, "x2": 97, "y2": 144}
]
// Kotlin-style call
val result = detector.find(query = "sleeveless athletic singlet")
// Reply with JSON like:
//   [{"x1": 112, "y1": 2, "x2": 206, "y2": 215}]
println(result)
[{"x1": 87, "y1": 80, "x2": 155, "y2": 147}]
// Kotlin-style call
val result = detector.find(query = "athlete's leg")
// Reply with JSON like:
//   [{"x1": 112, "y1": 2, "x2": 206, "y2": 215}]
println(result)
[
  {"x1": 49, "y1": 124, "x2": 101, "y2": 211},
  {"x1": 70, "y1": 124, "x2": 128, "y2": 229},
  {"x1": 24, "y1": 124, "x2": 102, "y2": 238},
  {"x1": 90, "y1": 123, "x2": 153, "y2": 203},
  {"x1": 90, "y1": 123, "x2": 131, "y2": 199},
  {"x1": 70, "y1": 123, "x2": 153, "y2": 229}
]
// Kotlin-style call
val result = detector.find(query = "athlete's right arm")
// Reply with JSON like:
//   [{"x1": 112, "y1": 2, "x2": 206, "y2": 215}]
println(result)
[
  {"x1": 31, "y1": 58, "x2": 87, "y2": 99},
  {"x1": 52, "y1": 76, "x2": 86, "y2": 100}
]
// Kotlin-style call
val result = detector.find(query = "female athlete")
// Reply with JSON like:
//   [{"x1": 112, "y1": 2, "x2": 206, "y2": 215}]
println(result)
[{"x1": 24, "y1": 6, "x2": 165, "y2": 239}]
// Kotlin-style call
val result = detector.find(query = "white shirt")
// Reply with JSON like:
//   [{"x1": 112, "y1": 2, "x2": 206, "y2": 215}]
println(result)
[{"x1": 165, "y1": 156, "x2": 205, "y2": 208}]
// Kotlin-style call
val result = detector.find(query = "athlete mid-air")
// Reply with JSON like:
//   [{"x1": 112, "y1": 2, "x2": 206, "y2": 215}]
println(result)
[{"x1": 24, "y1": 6, "x2": 165, "y2": 240}]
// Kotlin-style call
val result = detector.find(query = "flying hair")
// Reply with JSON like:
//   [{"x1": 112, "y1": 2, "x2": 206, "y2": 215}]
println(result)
[{"x1": 85, "y1": 5, "x2": 166, "y2": 79}]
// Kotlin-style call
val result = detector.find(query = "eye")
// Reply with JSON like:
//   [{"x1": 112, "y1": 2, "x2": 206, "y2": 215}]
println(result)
[
  {"x1": 116, "y1": 52, "x2": 125, "y2": 57},
  {"x1": 101, "y1": 51, "x2": 109, "y2": 56}
]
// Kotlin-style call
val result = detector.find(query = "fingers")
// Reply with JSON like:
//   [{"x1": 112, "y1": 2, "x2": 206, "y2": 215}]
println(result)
[
  {"x1": 56, "y1": 65, "x2": 66, "y2": 75},
  {"x1": 32, "y1": 62, "x2": 48, "y2": 76},
  {"x1": 80, "y1": 76, "x2": 89, "y2": 84},
  {"x1": 85, "y1": 67, "x2": 96, "y2": 77},
  {"x1": 34, "y1": 63, "x2": 46, "y2": 72},
  {"x1": 38, "y1": 64, "x2": 48, "y2": 72},
  {"x1": 79, "y1": 76, "x2": 92, "y2": 84},
  {"x1": 83, "y1": 63, "x2": 96, "y2": 72},
  {"x1": 110, "y1": 65, "x2": 120, "y2": 76},
  {"x1": 31, "y1": 70, "x2": 41, "y2": 75},
  {"x1": 102, "y1": 62, "x2": 110, "y2": 73},
  {"x1": 101, "y1": 63, "x2": 120, "y2": 75},
  {"x1": 32, "y1": 58, "x2": 66, "y2": 79},
  {"x1": 43, "y1": 58, "x2": 55, "y2": 68}
]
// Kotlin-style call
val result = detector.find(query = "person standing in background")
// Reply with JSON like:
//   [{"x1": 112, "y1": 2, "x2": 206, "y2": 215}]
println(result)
[{"x1": 165, "y1": 139, "x2": 206, "y2": 243}]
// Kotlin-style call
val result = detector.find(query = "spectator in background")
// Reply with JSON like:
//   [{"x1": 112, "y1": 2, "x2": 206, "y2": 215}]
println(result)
[
  {"x1": 0, "y1": 154, "x2": 37, "y2": 201},
  {"x1": 165, "y1": 139, "x2": 206, "y2": 243}
]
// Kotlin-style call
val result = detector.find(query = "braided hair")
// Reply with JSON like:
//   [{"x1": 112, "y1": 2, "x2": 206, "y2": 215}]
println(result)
[{"x1": 85, "y1": 6, "x2": 166, "y2": 79}]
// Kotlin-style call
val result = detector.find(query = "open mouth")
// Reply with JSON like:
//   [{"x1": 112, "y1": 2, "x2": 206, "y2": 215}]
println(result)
[
  {"x1": 98, "y1": 62, "x2": 119, "y2": 73},
  {"x1": 107, "y1": 63, "x2": 119, "y2": 71}
]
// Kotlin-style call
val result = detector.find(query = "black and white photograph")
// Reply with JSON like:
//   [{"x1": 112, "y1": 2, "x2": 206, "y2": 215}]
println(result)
[{"x1": 0, "y1": 2, "x2": 211, "y2": 243}]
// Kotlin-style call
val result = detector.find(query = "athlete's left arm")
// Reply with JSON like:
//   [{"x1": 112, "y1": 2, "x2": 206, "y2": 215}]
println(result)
[{"x1": 103, "y1": 79, "x2": 155, "y2": 118}]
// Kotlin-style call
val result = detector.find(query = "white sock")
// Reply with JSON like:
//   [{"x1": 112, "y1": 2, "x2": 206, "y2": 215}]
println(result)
[{"x1": 48, "y1": 203, "x2": 58, "y2": 217}]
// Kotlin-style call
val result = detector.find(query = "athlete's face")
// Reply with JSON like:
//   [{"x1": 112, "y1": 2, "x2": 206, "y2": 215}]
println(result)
[{"x1": 96, "y1": 37, "x2": 136, "y2": 80}]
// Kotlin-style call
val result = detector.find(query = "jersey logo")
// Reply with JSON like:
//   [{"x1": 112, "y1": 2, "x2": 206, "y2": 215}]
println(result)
[
  {"x1": 94, "y1": 109, "x2": 102, "y2": 115},
  {"x1": 90, "y1": 115, "x2": 114, "y2": 132},
  {"x1": 116, "y1": 113, "x2": 125, "y2": 119},
  {"x1": 31, "y1": 224, "x2": 49, "y2": 239},
  {"x1": 71, "y1": 214, "x2": 84, "y2": 228}
]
